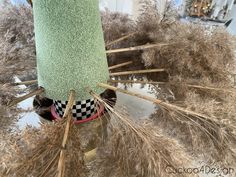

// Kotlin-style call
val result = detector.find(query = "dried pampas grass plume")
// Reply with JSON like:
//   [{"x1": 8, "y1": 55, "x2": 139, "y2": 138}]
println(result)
[
  {"x1": 0, "y1": 1, "x2": 36, "y2": 127},
  {"x1": 0, "y1": 0, "x2": 35, "y2": 83},
  {"x1": 88, "y1": 89, "x2": 193, "y2": 177},
  {"x1": 7, "y1": 121, "x2": 87, "y2": 177},
  {"x1": 2, "y1": 91, "x2": 87, "y2": 177},
  {"x1": 1, "y1": 0, "x2": 236, "y2": 176}
]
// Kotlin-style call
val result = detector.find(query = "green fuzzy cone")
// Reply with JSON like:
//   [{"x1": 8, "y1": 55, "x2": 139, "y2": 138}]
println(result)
[{"x1": 33, "y1": 0, "x2": 109, "y2": 101}]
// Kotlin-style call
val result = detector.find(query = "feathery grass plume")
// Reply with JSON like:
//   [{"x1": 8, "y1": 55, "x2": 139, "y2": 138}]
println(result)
[
  {"x1": 2, "y1": 121, "x2": 87, "y2": 177},
  {"x1": 0, "y1": 1, "x2": 35, "y2": 110},
  {"x1": 1, "y1": 0, "x2": 234, "y2": 84},
  {"x1": 164, "y1": 76, "x2": 236, "y2": 101},
  {"x1": 136, "y1": 0, "x2": 178, "y2": 50},
  {"x1": 101, "y1": 10, "x2": 143, "y2": 71},
  {"x1": 96, "y1": 82, "x2": 236, "y2": 166},
  {"x1": 183, "y1": 91, "x2": 236, "y2": 161},
  {"x1": 150, "y1": 80, "x2": 236, "y2": 165},
  {"x1": 0, "y1": 1, "x2": 35, "y2": 73},
  {"x1": 0, "y1": 0, "x2": 35, "y2": 81},
  {"x1": 102, "y1": 1, "x2": 230, "y2": 84},
  {"x1": 139, "y1": 0, "x2": 178, "y2": 25},
  {"x1": 102, "y1": 1, "x2": 236, "y2": 83},
  {"x1": 101, "y1": 10, "x2": 135, "y2": 46},
  {"x1": 148, "y1": 74, "x2": 236, "y2": 165},
  {"x1": 93, "y1": 122, "x2": 194, "y2": 177},
  {"x1": 136, "y1": 7, "x2": 236, "y2": 162},
  {"x1": 89, "y1": 91, "x2": 193, "y2": 177},
  {"x1": 142, "y1": 24, "x2": 236, "y2": 83},
  {"x1": 0, "y1": 83, "x2": 17, "y2": 105},
  {"x1": 0, "y1": 83, "x2": 22, "y2": 132},
  {"x1": 152, "y1": 101, "x2": 236, "y2": 164},
  {"x1": 0, "y1": 131, "x2": 17, "y2": 175}
]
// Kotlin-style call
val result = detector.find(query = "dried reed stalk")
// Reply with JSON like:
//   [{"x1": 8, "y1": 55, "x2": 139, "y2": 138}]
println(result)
[
  {"x1": 84, "y1": 148, "x2": 97, "y2": 163},
  {"x1": 13, "y1": 79, "x2": 37, "y2": 86},
  {"x1": 105, "y1": 32, "x2": 137, "y2": 47},
  {"x1": 106, "y1": 43, "x2": 170, "y2": 54},
  {"x1": 97, "y1": 83, "x2": 161, "y2": 103},
  {"x1": 62, "y1": 90, "x2": 76, "y2": 119},
  {"x1": 187, "y1": 84, "x2": 236, "y2": 93},
  {"x1": 7, "y1": 87, "x2": 44, "y2": 107},
  {"x1": 57, "y1": 90, "x2": 75, "y2": 177},
  {"x1": 109, "y1": 69, "x2": 165, "y2": 76},
  {"x1": 97, "y1": 83, "x2": 215, "y2": 121},
  {"x1": 108, "y1": 79, "x2": 166, "y2": 84},
  {"x1": 108, "y1": 81, "x2": 165, "y2": 99},
  {"x1": 108, "y1": 61, "x2": 133, "y2": 70}
]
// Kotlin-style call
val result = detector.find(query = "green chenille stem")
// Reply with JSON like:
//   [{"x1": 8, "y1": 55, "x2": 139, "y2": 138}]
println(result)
[{"x1": 33, "y1": 0, "x2": 109, "y2": 101}]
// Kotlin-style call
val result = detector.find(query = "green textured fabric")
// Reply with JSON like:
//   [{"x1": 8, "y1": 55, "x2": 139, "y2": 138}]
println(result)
[{"x1": 33, "y1": 0, "x2": 109, "y2": 101}]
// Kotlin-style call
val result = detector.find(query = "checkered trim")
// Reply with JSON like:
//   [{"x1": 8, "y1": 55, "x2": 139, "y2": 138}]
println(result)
[{"x1": 54, "y1": 98, "x2": 98, "y2": 120}]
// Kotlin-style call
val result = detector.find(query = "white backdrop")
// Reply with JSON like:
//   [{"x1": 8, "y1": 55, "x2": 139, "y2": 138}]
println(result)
[{"x1": 99, "y1": 0, "x2": 133, "y2": 14}]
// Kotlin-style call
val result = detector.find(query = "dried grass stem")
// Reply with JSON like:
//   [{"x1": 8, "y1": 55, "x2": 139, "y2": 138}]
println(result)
[
  {"x1": 57, "y1": 90, "x2": 75, "y2": 177},
  {"x1": 108, "y1": 61, "x2": 133, "y2": 70},
  {"x1": 106, "y1": 32, "x2": 137, "y2": 47},
  {"x1": 106, "y1": 43, "x2": 171, "y2": 54},
  {"x1": 7, "y1": 87, "x2": 44, "y2": 107},
  {"x1": 109, "y1": 69, "x2": 165, "y2": 76}
]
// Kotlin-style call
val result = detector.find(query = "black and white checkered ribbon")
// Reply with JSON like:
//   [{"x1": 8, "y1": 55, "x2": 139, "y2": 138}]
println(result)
[{"x1": 54, "y1": 98, "x2": 98, "y2": 120}]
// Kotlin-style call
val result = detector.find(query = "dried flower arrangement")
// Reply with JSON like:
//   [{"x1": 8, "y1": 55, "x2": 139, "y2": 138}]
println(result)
[{"x1": 1, "y1": 0, "x2": 236, "y2": 176}]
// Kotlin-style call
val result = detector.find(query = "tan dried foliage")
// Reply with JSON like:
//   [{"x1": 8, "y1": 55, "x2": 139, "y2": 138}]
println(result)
[
  {"x1": 152, "y1": 92, "x2": 236, "y2": 164},
  {"x1": 1, "y1": 121, "x2": 87, "y2": 177},
  {"x1": 0, "y1": 1, "x2": 36, "y2": 107},
  {"x1": 1, "y1": 0, "x2": 236, "y2": 176},
  {"x1": 102, "y1": 1, "x2": 236, "y2": 167},
  {"x1": 103, "y1": 1, "x2": 235, "y2": 84},
  {"x1": 143, "y1": 24, "x2": 236, "y2": 83},
  {"x1": 89, "y1": 95, "x2": 193, "y2": 177},
  {"x1": 0, "y1": 1, "x2": 36, "y2": 133},
  {"x1": 93, "y1": 122, "x2": 192, "y2": 177},
  {"x1": 0, "y1": 1, "x2": 35, "y2": 82}
]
